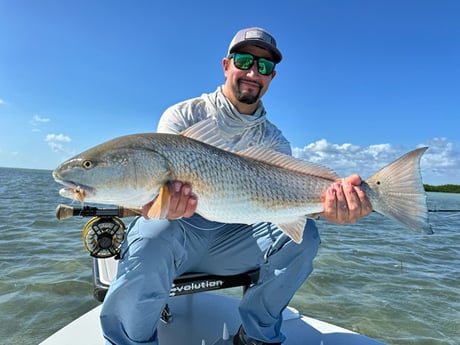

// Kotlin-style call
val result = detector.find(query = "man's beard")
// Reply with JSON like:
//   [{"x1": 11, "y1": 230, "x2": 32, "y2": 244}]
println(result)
[{"x1": 234, "y1": 80, "x2": 262, "y2": 105}]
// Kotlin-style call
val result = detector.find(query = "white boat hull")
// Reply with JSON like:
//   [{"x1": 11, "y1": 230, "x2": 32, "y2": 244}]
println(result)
[{"x1": 40, "y1": 292, "x2": 386, "y2": 345}]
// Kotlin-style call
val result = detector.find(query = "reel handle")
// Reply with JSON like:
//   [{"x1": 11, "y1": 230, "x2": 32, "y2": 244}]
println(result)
[{"x1": 56, "y1": 204, "x2": 141, "y2": 220}]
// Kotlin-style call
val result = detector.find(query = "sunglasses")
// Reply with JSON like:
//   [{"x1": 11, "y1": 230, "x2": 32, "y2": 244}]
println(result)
[{"x1": 228, "y1": 52, "x2": 276, "y2": 76}]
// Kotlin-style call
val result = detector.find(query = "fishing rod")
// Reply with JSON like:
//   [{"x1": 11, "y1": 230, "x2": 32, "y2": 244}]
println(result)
[
  {"x1": 56, "y1": 204, "x2": 460, "y2": 220},
  {"x1": 55, "y1": 204, "x2": 459, "y2": 259},
  {"x1": 428, "y1": 209, "x2": 460, "y2": 212},
  {"x1": 56, "y1": 204, "x2": 141, "y2": 220}
]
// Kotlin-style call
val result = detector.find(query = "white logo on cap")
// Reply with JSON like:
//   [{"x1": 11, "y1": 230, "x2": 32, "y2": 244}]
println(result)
[{"x1": 245, "y1": 29, "x2": 274, "y2": 45}]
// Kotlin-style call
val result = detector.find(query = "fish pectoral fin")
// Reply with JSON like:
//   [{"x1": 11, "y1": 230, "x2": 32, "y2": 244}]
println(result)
[
  {"x1": 277, "y1": 218, "x2": 308, "y2": 244},
  {"x1": 147, "y1": 184, "x2": 171, "y2": 219}
]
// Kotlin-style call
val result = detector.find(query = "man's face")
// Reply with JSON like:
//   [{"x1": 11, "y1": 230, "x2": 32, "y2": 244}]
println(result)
[{"x1": 223, "y1": 45, "x2": 276, "y2": 107}]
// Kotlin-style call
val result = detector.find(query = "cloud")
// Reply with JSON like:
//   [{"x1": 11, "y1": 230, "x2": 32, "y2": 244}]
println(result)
[
  {"x1": 46, "y1": 133, "x2": 71, "y2": 142},
  {"x1": 419, "y1": 137, "x2": 460, "y2": 185},
  {"x1": 33, "y1": 115, "x2": 51, "y2": 123},
  {"x1": 30, "y1": 115, "x2": 51, "y2": 132},
  {"x1": 292, "y1": 138, "x2": 459, "y2": 185},
  {"x1": 45, "y1": 133, "x2": 73, "y2": 154},
  {"x1": 0, "y1": 99, "x2": 5, "y2": 105}
]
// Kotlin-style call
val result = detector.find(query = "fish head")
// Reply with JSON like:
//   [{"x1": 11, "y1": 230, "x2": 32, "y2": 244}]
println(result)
[{"x1": 52, "y1": 135, "x2": 172, "y2": 207}]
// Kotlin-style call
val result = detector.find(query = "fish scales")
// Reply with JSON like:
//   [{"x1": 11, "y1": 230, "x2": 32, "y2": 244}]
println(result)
[{"x1": 142, "y1": 134, "x2": 330, "y2": 223}]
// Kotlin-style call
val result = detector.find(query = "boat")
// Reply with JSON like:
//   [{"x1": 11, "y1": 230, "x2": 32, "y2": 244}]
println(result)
[{"x1": 40, "y1": 205, "x2": 387, "y2": 345}]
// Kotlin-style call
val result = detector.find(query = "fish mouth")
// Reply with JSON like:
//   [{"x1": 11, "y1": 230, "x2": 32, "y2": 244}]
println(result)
[{"x1": 54, "y1": 175, "x2": 95, "y2": 202}]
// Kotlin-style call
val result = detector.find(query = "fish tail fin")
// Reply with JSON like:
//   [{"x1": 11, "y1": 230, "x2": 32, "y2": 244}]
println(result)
[{"x1": 363, "y1": 147, "x2": 433, "y2": 234}]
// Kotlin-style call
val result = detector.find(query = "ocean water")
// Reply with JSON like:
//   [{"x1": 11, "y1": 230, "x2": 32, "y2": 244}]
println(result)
[{"x1": 0, "y1": 167, "x2": 458, "y2": 345}]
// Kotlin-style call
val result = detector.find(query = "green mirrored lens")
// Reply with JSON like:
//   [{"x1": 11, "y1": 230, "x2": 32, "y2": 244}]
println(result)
[
  {"x1": 234, "y1": 54, "x2": 254, "y2": 70},
  {"x1": 258, "y1": 58, "x2": 275, "y2": 75}
]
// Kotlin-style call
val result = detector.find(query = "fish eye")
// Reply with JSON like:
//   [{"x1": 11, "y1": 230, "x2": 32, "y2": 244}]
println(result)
[{"x1": 82, "y1": 160, "x2": 93, "y2": 169}]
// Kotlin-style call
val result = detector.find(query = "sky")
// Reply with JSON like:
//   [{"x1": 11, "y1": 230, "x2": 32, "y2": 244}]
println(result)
[{"x1": 0, "y1": 0, "x2": 459, "y2": 185}]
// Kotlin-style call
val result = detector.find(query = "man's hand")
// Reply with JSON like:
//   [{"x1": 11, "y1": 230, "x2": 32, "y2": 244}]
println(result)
[
  {"x1": 142, "y1": 181, "x2": 197, "y2": 219},
  {"x1": 320, "y1": 174, "x2": 372, "y2": 224}
]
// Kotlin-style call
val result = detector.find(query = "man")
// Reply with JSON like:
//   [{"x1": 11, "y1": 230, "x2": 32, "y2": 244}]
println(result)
[{"x1": 100, "y1": 27, "x2": 372, "y2": 345}]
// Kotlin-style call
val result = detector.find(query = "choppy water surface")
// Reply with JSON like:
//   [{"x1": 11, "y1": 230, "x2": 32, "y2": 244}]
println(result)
[{"x1": 0, "y1": 167, "x2": 458, "y2": 344}]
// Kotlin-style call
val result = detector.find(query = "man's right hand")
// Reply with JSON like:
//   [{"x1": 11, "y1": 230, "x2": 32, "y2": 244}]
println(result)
[{"x1": 142, "y1": 181, "x2": 197, "y2": 219}]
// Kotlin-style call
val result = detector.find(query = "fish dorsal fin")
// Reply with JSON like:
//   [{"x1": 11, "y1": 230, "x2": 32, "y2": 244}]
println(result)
[
  {"x1": 181, "y1": 118, "x2": 339, "y2": 182},
  {"x1": 238, "y1": 146, "x2": 340, "y2": 182}
]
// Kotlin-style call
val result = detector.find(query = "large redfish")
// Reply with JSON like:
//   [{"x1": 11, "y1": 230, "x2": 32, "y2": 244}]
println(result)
[{"x1": 53, "y1": 128, "x2": 432, "y2": 243}]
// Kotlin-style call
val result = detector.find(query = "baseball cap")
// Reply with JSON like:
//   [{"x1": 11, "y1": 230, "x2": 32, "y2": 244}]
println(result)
[{"x1": 227, "y1": 27, "x2": 282, "y2": 63}]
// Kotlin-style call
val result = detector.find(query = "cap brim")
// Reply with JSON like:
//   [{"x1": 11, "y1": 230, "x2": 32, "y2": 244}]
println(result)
[{"x1": 229, "y1": 40, "x2": 282, "y2": 63}]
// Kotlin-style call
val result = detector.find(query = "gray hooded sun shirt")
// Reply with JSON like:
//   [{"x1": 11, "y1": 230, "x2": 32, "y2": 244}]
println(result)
[{"x1": 157, "y1": 86, "x2": 292, "y2": 156}]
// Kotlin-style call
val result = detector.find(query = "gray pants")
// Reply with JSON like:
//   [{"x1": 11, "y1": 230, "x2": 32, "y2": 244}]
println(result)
[{"x1": 101, "y1": 214, "x2": 320, "y2": 344}]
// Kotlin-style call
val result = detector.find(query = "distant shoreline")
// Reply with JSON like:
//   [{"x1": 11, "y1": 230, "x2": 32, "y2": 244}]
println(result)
[{"x1": 424, "y1": 184, "x2": 460, "y2": 193}]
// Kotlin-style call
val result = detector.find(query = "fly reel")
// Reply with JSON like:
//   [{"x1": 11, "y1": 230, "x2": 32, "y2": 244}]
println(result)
[
  {"x1": 82, "y1": 216, "x2": 126, "y2": 258},
  {"x1": 56, "y1": 204, "x2": 140, "y2": 258}
]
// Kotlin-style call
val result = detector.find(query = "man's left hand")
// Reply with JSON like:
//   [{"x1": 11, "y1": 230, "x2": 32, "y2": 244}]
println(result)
[{"x1": 320, "y1": 174, "x2": 373, "y2": 224}]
